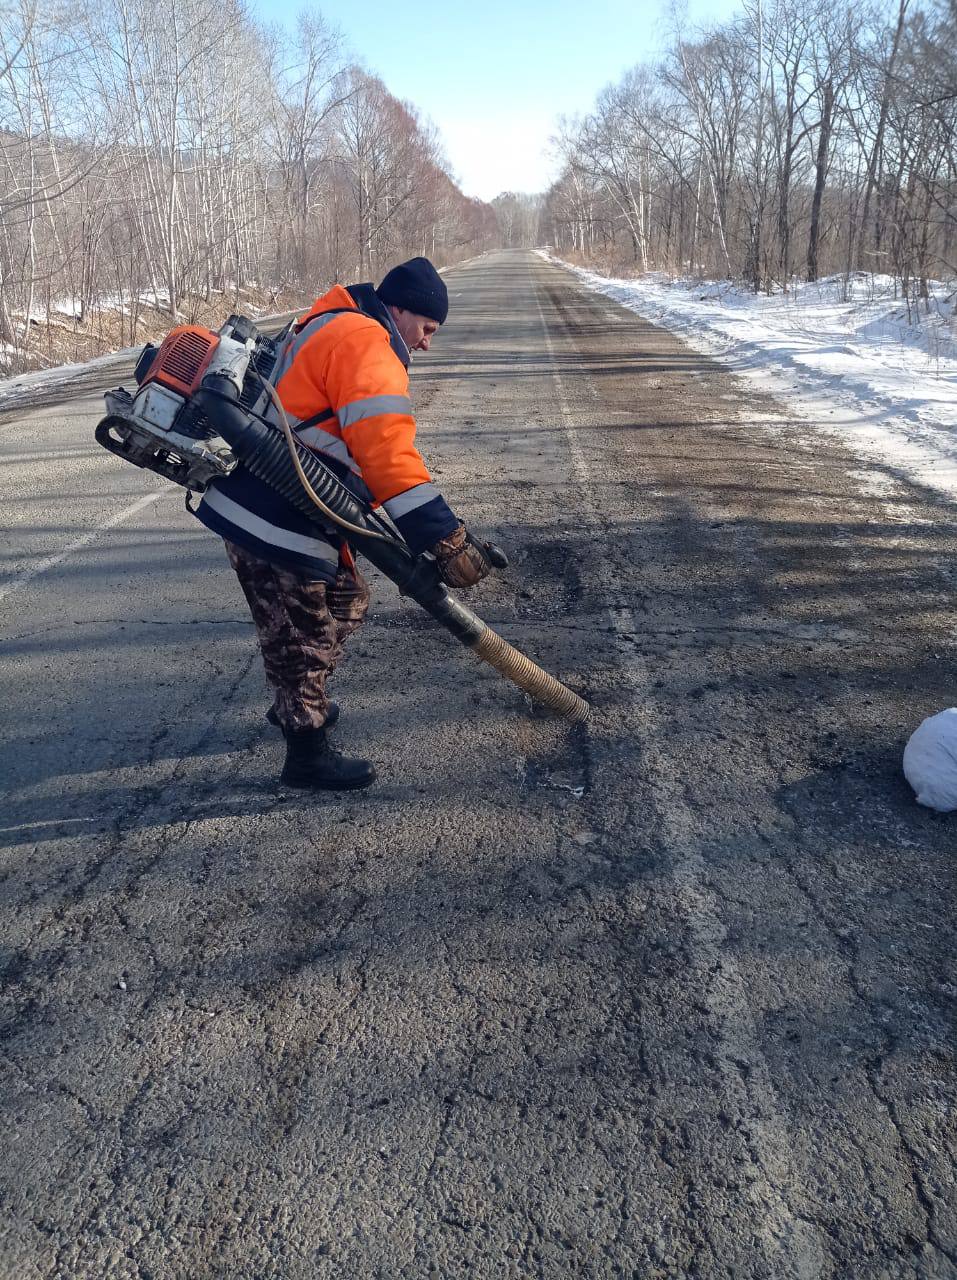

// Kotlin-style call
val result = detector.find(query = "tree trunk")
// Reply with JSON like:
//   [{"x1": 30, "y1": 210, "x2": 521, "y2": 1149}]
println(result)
[
  {"x1": 807, "y1": 81, "x2": 835, "y2": 282},
  {"x1": 858, "y1": 0, "x2": 908, "y2": 269}
]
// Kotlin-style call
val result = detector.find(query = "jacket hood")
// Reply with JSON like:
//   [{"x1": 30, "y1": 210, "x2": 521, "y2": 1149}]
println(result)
[
  {"x1": 297, "y1": 282, "x2": 410, "y2": 368},
  {"x1": 348, "y1": 282, "x2": 410, "y2": 367},
  {"x1": 303, "y1": 283, "x2": 357, "y2": 318}
]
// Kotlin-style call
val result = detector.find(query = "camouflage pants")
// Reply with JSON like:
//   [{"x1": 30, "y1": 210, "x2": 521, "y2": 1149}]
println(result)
[{"x1": 224, "y1": 540, "x2": 370, "y2": 732}]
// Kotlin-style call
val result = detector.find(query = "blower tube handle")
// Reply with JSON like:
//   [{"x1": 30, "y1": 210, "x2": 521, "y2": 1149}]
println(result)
[{"x1": 483, "y1": 541, "x2": 509, "y2": 569}]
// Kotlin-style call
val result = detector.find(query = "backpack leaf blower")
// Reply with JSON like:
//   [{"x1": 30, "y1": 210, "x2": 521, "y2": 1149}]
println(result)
[{"x1": 95, "y1": 315, "x2": 590, "y2": 723}]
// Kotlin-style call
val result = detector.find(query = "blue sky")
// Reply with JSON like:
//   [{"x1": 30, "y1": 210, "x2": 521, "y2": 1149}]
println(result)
[{"x1": 253, "y1": 0, "x2": 743, "y2": 201}]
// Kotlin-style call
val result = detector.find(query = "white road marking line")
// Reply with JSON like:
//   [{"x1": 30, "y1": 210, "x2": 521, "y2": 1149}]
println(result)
[
  {"x1": 531, "y1": 262, "x2": 825, "y2": 1277},
  {"x1": 0, "y1": 487, "x2": 172, "y2": 605},
  {"x1": 0, "y1": 817, "x2": 99, "y2": 834}
]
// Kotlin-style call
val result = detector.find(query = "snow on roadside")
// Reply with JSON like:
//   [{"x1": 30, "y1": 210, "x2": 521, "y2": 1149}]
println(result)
[
  {"x1": 0, "y1": 259, "x2": 486, "y2": 413},
  {"x1": 0, "y1": 344, "x2": 142, "y2": 410},
  {"x1": 542, "y1": 251, "x2": 957, "y2": 508},
  {"x1": 0, "y1": 306, "x2": 304, "y2": 415}
]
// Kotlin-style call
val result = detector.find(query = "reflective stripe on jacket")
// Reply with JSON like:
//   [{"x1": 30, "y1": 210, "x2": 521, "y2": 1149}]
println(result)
[{"x1": 194, "y1": 283, "x2": 459, "y2": 580}]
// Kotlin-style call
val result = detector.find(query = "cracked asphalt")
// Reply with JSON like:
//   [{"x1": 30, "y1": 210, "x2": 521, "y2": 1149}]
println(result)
[{"x1": 1, "y1": 249, "x2": 955, "y2": 1279}]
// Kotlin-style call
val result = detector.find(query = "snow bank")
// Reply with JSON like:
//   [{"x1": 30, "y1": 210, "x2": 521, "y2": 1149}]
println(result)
[
  {"x1": 0, "y1": 303, "x2": 300, "y2": 411},
  {"x1": 542, "y1": 252, "x2": 957, "y2": 506},
  {"x1": 0, "y1": 345, "x2": 141, "y2": 410}
]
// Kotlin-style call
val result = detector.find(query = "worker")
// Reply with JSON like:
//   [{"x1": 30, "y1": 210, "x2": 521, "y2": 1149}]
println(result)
[{"x1": 193, "y1": 257, "x2": 492, "y2": 791}]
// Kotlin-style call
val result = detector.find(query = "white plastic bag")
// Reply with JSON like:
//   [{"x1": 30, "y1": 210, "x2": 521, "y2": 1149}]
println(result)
[{"x1": 903, "y1": 707, "x2": 957, "y2": 813}]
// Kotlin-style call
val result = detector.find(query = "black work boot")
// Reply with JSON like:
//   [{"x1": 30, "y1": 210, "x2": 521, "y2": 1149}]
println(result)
[
  {"x1": 280, "y1": 727, "x2": 376, "y2": 791},
  {"x1": 267, "y1": 701, "x2": 339, "y2": 731}
]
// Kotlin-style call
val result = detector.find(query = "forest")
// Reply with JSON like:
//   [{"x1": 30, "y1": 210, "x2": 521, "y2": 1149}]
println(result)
[
  {"x1": 538, "y1": 0, "x2": 957, "y2": 301},
  {"x1": 5, "y1": 0, "x2": 956, "y2": 376},
  {"x1": 0, "y1": 0, "x2": 499, "y2": 372}
]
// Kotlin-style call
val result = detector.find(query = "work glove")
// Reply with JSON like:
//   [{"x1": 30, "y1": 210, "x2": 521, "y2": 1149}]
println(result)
[{"x1": 431, "y1": 523, "x2": 493, "y2": 589}]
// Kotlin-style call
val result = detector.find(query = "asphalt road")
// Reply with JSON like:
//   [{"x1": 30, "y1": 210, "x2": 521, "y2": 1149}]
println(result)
[{"x1": 1, "y1": 250, "x2": 955, "y2": 1279}]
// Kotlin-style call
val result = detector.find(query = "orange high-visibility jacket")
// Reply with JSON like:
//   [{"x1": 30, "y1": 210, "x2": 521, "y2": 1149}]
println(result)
[{"x1": 196, "y1": 283, "x2": 460, "y2": 579}]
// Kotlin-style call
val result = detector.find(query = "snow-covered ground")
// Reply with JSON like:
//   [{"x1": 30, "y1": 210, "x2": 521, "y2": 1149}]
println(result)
[
  {"x1": 0, "y1": 305, "x2": 299, "y2": 412},
  {"x1": 544, "y1": 251, "x2": 957, "y2": 507},
  {"x1": 0, "y1": 344, "x2": 142, "y2": 410}
]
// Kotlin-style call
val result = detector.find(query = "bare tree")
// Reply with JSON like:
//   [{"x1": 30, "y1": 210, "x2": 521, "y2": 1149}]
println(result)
[
  {"x1": 0, "y1": 0, "x2": 500, "y2": 374},
  {"x1": 542, "y1": 0, "x2": 957, "y2": 306}
]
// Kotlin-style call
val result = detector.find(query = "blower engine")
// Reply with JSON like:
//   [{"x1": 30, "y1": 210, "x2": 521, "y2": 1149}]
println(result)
[
  {"x1": 95, "y1": 314, "x2": 590, "y2": 724},
  {"x1": 95, "y1": 315, "x2": 277, "y2": 492}
]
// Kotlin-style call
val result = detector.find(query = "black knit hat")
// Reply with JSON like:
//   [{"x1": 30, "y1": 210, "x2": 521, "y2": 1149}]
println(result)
[{"x1": 376, "y1": 257, "x2": 449, "y2": 324}]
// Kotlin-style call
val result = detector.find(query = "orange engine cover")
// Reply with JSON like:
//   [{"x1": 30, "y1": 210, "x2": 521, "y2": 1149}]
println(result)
[{"x1": 143, "y1": 325, "x2": 220, "y2": 397}]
